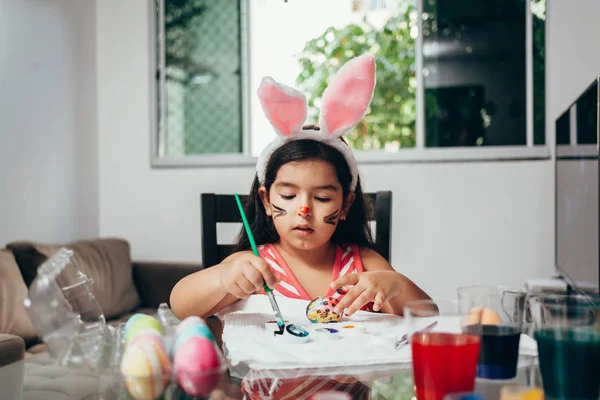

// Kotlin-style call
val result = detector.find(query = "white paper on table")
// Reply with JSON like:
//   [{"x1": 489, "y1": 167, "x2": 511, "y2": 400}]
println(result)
[
  {"x1": 218, "y1": 295, "x2": 409, "y2": 372},
  {"x1": 218, "y1": 296, "x2": 538, "y2": 373}
]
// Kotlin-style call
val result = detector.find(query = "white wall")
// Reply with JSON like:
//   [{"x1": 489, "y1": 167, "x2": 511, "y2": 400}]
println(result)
[
  {"x1": 0, "y1": 0, "x2": 98, "y2": 245},
  {"x1": 72, "y1": 1, "x2": 99, "y2": 240},
  {"x1": 546, "y1": 0, "x2": 600, "y2": 125},
  {"x1": 96, "y1": 0, "x2": 554, "y2": 300}
]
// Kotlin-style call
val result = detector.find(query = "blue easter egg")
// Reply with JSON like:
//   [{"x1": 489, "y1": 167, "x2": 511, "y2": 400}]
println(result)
[
  {"x1": 174, "y1": 324, "x2": 215, "y2": 353},
  {"x1": 175, "y1": 315, "x2": 206, "y2": 335}
]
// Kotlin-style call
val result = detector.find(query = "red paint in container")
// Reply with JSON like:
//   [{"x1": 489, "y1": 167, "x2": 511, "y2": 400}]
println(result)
[{"x1": 411, "y1": 332, "x2": 480, "y2": 400}]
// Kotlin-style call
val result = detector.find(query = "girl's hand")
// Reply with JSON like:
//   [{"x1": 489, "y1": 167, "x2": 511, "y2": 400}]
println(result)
[
  {"x1": 219, "y1": 254, "x2": 280, "y2": 299},
  {"x1": 330, "y1": 271, "x2": 402, "y2": 316}
]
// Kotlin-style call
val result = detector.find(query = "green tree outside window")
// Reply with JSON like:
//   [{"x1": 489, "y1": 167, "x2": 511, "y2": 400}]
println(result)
[{"x1": 296, "y1": 3, "x2": 418, "y2": 150}]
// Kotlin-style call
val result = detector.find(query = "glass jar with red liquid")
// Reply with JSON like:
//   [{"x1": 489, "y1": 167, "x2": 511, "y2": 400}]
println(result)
[{"x1": 404, "y1": 300, "x2": 481, "y2": 400}]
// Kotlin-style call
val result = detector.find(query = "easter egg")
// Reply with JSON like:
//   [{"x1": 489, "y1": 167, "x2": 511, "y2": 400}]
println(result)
[
  {"x1": 129, "y1": 330, "x2": 165, "y2": 349},
  {"x1": 127, "y1": 315, "x2": 163, "y2": 343},
  {"x1": 174, "y1": 336, "x2": 222, "y2": 397},
  {"x1": 176, "y1": 316, "x2": 206, "y2": 335},
  {"x1": 125, "y1": 313, "x2": 146, "y2": 335},
  {"x1": 174, "y1": 324, "x2": 215, "y2": 353},
  {"x1": 120, "y1": 337, "x2": 172, "y2": 400},
  {"x1": 306, "y1": 296, "x2": 342, "y2": 323},
  {"x1": 467, "y1": 307, "x2": 503, "y2": 325}
]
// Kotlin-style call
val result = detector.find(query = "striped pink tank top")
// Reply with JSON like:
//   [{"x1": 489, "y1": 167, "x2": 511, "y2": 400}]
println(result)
[{"x1": 256, "y1": 243, "x2": 375, "y2": 311}]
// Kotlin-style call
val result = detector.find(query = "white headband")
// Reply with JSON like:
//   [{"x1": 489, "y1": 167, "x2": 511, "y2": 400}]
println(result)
[{"x1": 255, "y1": 54, "x2": 377, "y2": 192}]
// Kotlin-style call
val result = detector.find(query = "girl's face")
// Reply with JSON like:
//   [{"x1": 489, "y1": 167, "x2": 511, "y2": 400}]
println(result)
[{"x1": 259, "y1": 159, "x2": 354, "y2": 250}]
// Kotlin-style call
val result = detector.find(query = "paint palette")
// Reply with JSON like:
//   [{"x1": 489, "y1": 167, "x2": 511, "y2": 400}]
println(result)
[{"x1": 271, "y1": 321, "x2": 371, "y2": 345}]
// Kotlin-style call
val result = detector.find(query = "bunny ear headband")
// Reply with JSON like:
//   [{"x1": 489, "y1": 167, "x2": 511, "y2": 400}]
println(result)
[{"x1": 256, "y1": 53, "x2": 377, "y2": 192}]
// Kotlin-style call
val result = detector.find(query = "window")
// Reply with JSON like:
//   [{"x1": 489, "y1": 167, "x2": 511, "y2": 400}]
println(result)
[
  {"x1": 423, "y1": 0, "x2": 527, "y2": 147},
  {"x1": 156, "y1": 0, "x2": 244, "y2": 157},
  {"x1": 153, "y1": 0, "x2": 547, "y2": 165}
]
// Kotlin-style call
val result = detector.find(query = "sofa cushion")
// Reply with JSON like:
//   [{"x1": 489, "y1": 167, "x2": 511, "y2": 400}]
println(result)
[
  {"x1": 0, "y1": 249, "x2": 38, "y2": 344},
  {"x1": 0, "y1": 333, "x2": 25, "y2": 368},
  {"x1": 7, "y1": 238, "x2": 141, "y2": 319}
]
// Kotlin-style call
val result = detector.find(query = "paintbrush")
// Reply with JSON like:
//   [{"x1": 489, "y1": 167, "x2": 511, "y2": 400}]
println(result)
[
  {"x1": 234, "y1": 193, "x2": 286, "y2": 335},
  {"x1": 395, "y1": 321, "x2": 438, "y2": 349}
]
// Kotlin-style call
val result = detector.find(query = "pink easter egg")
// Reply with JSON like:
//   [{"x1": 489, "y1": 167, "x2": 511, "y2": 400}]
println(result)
[
  {"x1": 174, "y1": 336, "x2": 222, "y2": 397},
  {"x1": 120, "y1": 338, "x2": 171, "y2": 400}
]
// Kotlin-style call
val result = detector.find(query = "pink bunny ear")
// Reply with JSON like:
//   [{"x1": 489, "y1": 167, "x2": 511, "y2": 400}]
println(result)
[
  {"x1": 258, "y1": 77, "x2": 307, "y2": 137},
  {"x1": 319, "y1": 54, "x2": 376, "y2": 137}
]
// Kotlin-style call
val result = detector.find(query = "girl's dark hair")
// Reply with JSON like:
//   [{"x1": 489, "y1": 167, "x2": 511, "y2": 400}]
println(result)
[{"x1": 234, "y1": 135, "x2": 375, "y2": 252}]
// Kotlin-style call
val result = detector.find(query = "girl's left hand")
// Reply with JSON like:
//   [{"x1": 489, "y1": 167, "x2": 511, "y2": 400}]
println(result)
[{"x1": 330, "y1": 271, "x2": 402, "y2": 316}]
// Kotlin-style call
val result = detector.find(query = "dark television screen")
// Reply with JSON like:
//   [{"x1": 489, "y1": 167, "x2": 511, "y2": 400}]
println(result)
[
  {"x1": 576, "y1": 80, "x2": 598, "y2": 145},
  {"x1": 555, "y1": 109, "x2": 570, "y2": 145}
]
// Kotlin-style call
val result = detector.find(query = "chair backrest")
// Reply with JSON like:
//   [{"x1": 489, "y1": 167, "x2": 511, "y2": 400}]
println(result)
[{"x1": 201, "y1": 191, "x2": 392, "y2": 268}]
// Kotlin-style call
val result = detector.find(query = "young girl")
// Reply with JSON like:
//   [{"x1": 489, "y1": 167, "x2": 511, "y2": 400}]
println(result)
[{"x1": 170, "y1": 54, "x2": 431, "y2": 399}]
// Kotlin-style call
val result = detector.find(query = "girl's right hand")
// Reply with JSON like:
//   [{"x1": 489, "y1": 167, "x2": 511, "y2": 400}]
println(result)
[{"x1": 219, "y1": 253, "x2": 280, "y2": 299}]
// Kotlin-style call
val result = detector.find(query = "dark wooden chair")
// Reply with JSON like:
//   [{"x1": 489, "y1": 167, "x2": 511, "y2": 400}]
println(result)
[{"x1": 201, "y1": 191, "x2": 392, "y2": 268}]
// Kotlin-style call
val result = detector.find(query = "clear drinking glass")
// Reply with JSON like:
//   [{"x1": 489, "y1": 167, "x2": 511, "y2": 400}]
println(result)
[
  {"x1": 457, "y1": 285, "x2": 525, "y2": 380},
  {"x1": 526, "y1": 293, "x2": 600, "y2": 400},
  {"x1": 404, "y1": 300, "x2": 481, "y2": 400}
]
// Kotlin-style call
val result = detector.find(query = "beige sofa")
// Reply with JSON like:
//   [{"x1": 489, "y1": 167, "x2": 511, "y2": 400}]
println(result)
[{"x1": 0, "y1": 238, "x2": 205, "y2": 400}]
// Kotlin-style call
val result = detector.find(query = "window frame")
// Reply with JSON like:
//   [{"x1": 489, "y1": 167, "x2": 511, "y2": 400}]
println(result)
[{"x1": 150, "y1": 0, "x2": 550, "y2": 169}]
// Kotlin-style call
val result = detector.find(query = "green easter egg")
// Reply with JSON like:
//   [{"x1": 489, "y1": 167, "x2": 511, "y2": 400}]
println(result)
[{"x1": 126, "y1": 315, "x2": 163, "y2": 343}]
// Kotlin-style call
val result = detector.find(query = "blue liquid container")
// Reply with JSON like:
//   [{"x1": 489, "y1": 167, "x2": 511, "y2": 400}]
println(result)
[{"x1": 444, "y1": 393, "x2": 484, "y2": 400}]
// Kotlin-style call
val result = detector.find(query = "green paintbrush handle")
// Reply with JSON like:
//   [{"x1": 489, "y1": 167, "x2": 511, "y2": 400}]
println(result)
[{"x1": 234, "y1": 193, "x2": 273, "y2": 293}]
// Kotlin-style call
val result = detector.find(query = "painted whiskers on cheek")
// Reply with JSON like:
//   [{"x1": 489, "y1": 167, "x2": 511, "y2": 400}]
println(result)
[
  {"x1": 272, "y1": 204, "x2": 287, "y2": 219},
  {"x1": 323, "y1": 209, "x2": 340, "y2": 226}
]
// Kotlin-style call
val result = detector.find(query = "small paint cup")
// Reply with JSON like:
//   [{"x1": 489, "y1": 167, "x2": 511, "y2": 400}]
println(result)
[
  {"x1": 282, "y1": 324, "x2": 310, "y2": 344},
  {"x1": 340, "y1": 324, "x2": 366, "y2": 336},
  {"x1": 444, "y1": 393, "x2": 483, "y2": 400},
  {"x1": 314, "y1": 327, "x2": 340, "y2": 340}
]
